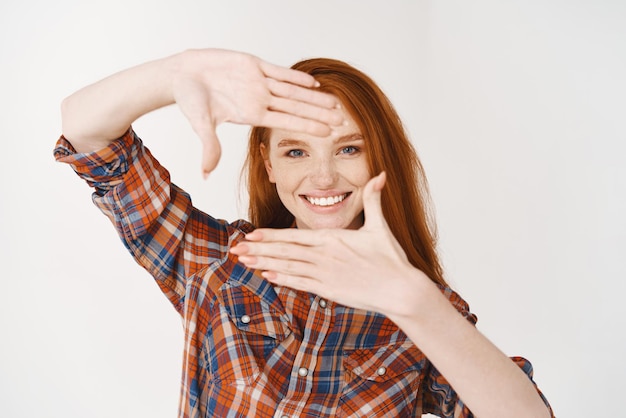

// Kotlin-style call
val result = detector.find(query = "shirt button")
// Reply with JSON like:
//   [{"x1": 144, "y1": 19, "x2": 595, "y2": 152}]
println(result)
[
  {"x1": 240, "y1": 314, "x2": 251, "y2": 324},
  {"x1": 297, "y1": 367, "x2": 309, "y2": 377},
  {"x1": 319, "y1": 299, "x2": 327, "y2": 308},
  {"x1": 376, "y1": 366, "x2": 387, "y2": 376}
]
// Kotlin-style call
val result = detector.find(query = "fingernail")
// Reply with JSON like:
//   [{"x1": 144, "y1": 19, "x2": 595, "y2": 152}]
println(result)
[
  {"x1": 229, "y1": 244, "x2": 248, "y2": 255},
  {"x1": 202, "y1": 171, "x2": 210, "y2": 180},
  {"x1": 262, "y1": 271, "x2": 277, "y2": 281},
  {"x1": 314, "y1": 80, "x2": 321, "y2": 88}
]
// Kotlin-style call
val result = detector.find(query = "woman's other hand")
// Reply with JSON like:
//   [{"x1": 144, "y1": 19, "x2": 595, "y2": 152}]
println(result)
[{"x1": 230, "y1": 172, "x2": 426, "y2": 318}]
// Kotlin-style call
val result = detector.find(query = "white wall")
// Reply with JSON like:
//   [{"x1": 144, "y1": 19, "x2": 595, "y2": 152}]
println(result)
[{"x1": 1, "y1": 1, "x2": 624, "y2": 416}]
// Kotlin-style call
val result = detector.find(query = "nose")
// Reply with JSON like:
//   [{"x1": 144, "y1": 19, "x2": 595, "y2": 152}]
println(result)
[{"x1": 309, "y1": 156, "x2": 338, "y2": 188}]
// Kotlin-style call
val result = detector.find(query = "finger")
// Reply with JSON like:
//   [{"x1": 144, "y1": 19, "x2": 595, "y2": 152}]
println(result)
[
  {"x1": 189, "y1": 117, "x2": 221, "y2": 177},
  {"x1": 259, "y1": 60, "x2": 320, "y2": 89},
  {"x1": 200, "y1": 135, "x2": 222, "y2": 178},
  {"x1": 362, "y1": 172, "x2": 388, "y2": 229},
  {"x1": 261, "y1": 271, "x2": 324, "y2": 295},
  {"x1": 232, "y1": 241, "x2": 322, "y2": 264},
  {"x1": 260, "y1": 111, "x2": 335, "y2": 137},
  {"x1": 176, "y1": 88, "x2": 222, "y2": 177},
  {"x1": 268, "y1": 96, "x2": 344, "y2": 127},
  {"x1": 266, "y1": 78, "x2": 339, "y2": 110},
  {"x1": 245, "y1": 227, "x2": 332, "y2": 246},
  {"x1": 239, "y1": 254, "x2": 317, "y2": 279}
]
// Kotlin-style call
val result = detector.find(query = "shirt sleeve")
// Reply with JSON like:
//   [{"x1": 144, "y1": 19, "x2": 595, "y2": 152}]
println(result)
[
  {"x1": 418, "y1": 287, "x2": 555, "y2": 417},
  {"x1": 53, "y1": 128, "x2": 254, "y2": 313}
]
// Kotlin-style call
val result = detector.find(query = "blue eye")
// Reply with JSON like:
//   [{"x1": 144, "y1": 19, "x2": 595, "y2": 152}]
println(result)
[
  {"x1": 340, "y1": 146, "x2": 359, "y2": 155},
  {"x1": 287, "y1": 149, "x2": 305, "y2": 158}
]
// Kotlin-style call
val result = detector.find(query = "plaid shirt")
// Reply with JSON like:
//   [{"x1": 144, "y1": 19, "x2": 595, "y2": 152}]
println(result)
[{"x1": 54, "y1": 128, "x2": 552, "y2": 417}]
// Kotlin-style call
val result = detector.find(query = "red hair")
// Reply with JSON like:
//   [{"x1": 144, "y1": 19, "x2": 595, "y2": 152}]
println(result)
[{"x1": 244, "y1": 58, "x2": 447, "y2": 287}]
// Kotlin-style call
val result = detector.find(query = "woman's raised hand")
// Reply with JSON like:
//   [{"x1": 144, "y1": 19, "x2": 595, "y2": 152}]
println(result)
[
  {"x1": 61, "y1": 49, "x2": 343, "y2": 175},
  {"x1": 229, "y1": 172, "x2": 429, "y2": 317},
  {"x1": 172, "y1": 49, "x2": 344, "y2": 177}
]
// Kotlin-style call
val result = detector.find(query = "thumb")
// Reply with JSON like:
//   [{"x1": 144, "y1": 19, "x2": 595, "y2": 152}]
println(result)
[
  {"x1": 174, "y1": 80, "x2": 223, "y2": 178},
  {"x1": 362, "y1": 171, "x2": 387, "y2": 229},
  {"x1": 190, "y1": 116, "x2": 222, "y2": 179},
  {"x1": 200, "y1": 131, "x2": 222, "y2": 179}
]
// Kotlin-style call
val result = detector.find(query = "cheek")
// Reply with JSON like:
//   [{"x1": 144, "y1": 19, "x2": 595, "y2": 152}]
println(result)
[
  {"x1": 347, "y1": 161, "x2": 372, "y2": 186},
  {"x1": 271, "y1": 163, "x2": 301, "y2": 194},
  {"x1": 358, "y1": 170, "x2": 371, "y2": 185}
]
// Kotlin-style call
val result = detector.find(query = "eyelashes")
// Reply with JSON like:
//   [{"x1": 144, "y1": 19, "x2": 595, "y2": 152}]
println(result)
[{"x1": 284, "y1": 146, "x2": 362, "y2": 159}]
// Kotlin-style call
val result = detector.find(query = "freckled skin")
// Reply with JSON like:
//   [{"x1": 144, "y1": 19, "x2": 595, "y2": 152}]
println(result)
[{"x1": 262, "y1": 107, "x2": 371, "y2": 230}]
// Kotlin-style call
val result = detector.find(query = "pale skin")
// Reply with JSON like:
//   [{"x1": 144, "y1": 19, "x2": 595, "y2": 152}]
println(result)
[
  {"x1": 231, "y1": 173, "x2": 550, "y2": 417},
  {"x1": 260, "y1": 107, "x2": 371, "y2": 231},
  {"x1": 61, "y1": 48, "x2": 344, "y2": 168},
  {"x1": 61, "y1": 48, "x2": 550, "y2": 417}
]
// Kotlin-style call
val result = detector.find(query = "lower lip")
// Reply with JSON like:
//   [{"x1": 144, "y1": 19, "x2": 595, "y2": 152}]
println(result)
[{"x1": 300, "y1": 194, "x2": 351, "y2": 212}]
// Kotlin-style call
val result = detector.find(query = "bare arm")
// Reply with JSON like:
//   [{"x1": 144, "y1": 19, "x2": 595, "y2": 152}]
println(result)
[
  {"x1": 61, "y1": 54, "x2": 177, "y2": 152},
  {"x1": 61, "y1": 49, "x2": 343, "y2": 175},
  {"x1": 232, "y1": 173, "x2": 552, "y2": 418},
  {"x1": 389, "y1": 273, "x2": 551, "y2": 418}
]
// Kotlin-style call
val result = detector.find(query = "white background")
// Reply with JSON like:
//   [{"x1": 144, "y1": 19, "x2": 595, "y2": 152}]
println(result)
[{"x1": 1, "y1": 1, "x2": 624, "y2": 417}]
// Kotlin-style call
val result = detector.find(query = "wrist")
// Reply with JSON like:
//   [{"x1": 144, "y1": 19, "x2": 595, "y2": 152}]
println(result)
[{"x1": 382, "y1": 267, "x2": 443, "y2": 323}]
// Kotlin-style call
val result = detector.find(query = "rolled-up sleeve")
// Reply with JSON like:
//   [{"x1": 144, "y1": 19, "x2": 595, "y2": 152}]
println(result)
[
  {"x1": 54, "y1": 129, "x2": 135, "y2": 193},
  {"x1": 54, "y1": 129, "x2": 177, "y2": 239},
  {"x1": 54, "y1": 129, "x2": 244, "y2": 313}
]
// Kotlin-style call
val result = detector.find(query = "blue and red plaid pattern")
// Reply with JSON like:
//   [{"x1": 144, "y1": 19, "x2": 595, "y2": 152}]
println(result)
[{"x1": 54, "y1": 128, "x2": 553, "y2": 417}]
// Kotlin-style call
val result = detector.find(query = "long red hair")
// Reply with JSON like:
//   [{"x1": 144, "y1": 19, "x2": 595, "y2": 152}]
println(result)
[{"x1": 245, "y1": 58, "x2": 447, "y2": 287}]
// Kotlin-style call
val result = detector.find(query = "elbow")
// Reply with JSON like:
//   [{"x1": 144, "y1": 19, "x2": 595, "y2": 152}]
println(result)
[
  {"x1": 60, "y1": 94, "x2": 79, "y2": 141},
  {"x1": 539, "y1": 404, "x2": 553, "y2": 418},
  {"x1": 526, "y1": 398, "x2": 553, "y2": 418},
  {"x1": 60, "y1": 93, "x2": 101, "y2": 151},
  {"x1": 60, "y1": 95, "x2": 75, "y2": 140}
]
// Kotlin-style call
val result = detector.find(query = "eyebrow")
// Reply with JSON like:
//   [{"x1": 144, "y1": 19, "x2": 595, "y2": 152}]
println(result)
[{"x1": 276, "y1": 133, "x2": 364, "y2": 148}]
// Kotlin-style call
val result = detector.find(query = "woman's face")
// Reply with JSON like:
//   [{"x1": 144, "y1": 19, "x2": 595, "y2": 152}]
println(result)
[{"x1": 262, "y1": 107, "x2": 371, "y2": 230}]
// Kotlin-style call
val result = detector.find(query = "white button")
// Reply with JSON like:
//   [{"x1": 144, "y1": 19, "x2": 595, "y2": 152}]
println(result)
[
  {"x1": 297, "y1": 367, "x2": 309, "y2": 377},
  {"x1": 281, "y1": 416, "x2": 289, "y2": 418},
  {"x1": 240, "y1": 314, "x2": 251, "y2": 324},
  {"x1": 319, "y1": 299, "x2": 327, "y2": 308},
  {"x1": 376, "y1": 366, "x2": 387, "y2": 376}
]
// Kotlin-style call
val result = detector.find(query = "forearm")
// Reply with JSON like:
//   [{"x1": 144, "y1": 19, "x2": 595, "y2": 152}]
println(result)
[
  {"x1": 388, "y1": 276, "x2": 551, "y2": 418},
  {"x1": 61, "y1": 53, "x2": 179, "y2": 152}
]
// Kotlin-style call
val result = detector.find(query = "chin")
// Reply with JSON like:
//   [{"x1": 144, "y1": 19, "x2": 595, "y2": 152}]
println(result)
[{"x1": 313, "y1": 221, "x2": 348, "y2": 230}]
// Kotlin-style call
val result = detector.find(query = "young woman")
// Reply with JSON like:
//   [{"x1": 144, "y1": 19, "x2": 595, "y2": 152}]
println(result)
[{"x1": 55, "y1": 48, "x2": 553, "y2": 417}]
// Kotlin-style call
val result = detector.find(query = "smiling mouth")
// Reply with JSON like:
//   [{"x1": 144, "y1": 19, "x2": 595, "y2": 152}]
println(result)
[{"x1": 303, "y1": 193, "x2": 350, "y2": 207}]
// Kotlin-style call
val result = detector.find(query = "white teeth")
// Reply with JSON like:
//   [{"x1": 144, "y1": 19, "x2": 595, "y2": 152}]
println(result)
[{"x1": 306, "y1": 194, "x2": 347, "y2": 207}]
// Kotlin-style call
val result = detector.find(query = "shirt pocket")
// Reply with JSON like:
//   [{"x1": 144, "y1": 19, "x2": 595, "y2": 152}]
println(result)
[
  {"x1": 339, "y1": 342, "x2": 426, "y2": 416},
  {"x1": 204, "y1": 280, "x2": 292, "y2": 386}
]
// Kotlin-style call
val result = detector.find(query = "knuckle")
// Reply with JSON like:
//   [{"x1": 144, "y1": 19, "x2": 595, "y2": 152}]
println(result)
[
  {"x1": 281, "y1": 82, "x2": 298, "y2": 97},
  {"x1": 285, "y1": 260, "x2": 295, "y2": 274},
  {"x1": 255, "y1": 257, "x2": 267, "y2": 269},
  {"x1": 320, "y1": 229, "x2": 333, "y2": 241},
  {"x1": 279, "y1": 243, "x2": 289, "y2": 257},
  {"x1": 286, "y1": 229, "x2": 298, "y2": 241}
]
